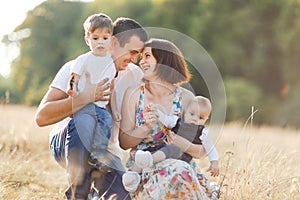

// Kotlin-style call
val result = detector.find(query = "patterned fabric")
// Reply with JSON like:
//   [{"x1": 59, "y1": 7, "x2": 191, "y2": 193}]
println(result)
[
  {"x1": 135, "y1": 83, "x2": 182, "y2": 150},
  {"x1": 136, "y1": 159, "x2": 209, "y2": 200},
  {"x1": 127, "y1": 83, "x2": 212, "y2": 199}
]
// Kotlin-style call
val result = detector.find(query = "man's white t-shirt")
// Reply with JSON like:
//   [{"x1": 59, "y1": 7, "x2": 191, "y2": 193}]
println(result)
[
  {"x1": 70, "y1": 51, "x2": 116, "y2": 108},
  {"x1": 114, "y1": 63, "x2": 144, "y2": 113},
  {"x1": 50, "y1": 61, "x2": 143, "y2": 158}
]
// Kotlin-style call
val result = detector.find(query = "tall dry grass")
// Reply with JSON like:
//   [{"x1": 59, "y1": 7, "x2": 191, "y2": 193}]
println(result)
[
  {"x1": 0, "y1": 105, "x2": 299, "y2": 199},
  {"x1": 0, "y1": 105, "x2": 67, "y2": 200}
]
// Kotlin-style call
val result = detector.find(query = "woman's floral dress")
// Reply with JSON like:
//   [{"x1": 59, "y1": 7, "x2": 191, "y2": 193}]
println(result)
[{"x1": 126, "y1": 83, "x2": 209, "y2": 200}]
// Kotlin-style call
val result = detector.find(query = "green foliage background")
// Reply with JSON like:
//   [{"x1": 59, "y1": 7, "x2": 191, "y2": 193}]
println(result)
[{"x1": 1, "y1": 0, "x2": 300, "y2": 128}]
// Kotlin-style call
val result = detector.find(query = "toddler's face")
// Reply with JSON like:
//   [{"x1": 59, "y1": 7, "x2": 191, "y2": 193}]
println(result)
[
  {"x1": 184, "y1": 101, "x2": 210, "y2": 125},
  {"x1": 86, "y1": 28, "x2": 112, "y2": 56}
]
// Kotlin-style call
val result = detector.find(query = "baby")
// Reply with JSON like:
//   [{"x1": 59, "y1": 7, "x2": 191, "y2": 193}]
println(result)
[{"x1": 123, "y1": 96, "x2": 219, "y2": 192}]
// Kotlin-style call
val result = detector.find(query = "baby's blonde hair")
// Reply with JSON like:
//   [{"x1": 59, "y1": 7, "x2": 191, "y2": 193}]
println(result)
[{"x1": 194, "y1": 96, "x2": 212, "y2": 114}]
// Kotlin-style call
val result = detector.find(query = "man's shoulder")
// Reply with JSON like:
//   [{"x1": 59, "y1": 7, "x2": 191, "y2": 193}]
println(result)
[
  {"x1": 118, "y1": 63, "x2": 143, "y2": 81},
  {"x1": 127, "y1": 63, "x2": 142, "y2": 72},
  {"x1": 126, "y1": 63, "x2": 143, "y2": 78}
]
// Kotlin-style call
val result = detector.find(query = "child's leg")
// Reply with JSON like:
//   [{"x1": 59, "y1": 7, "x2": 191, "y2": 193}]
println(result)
[
  {"x1": 131, "y1": 150, "x2": 153, "y2": 173},
  {"x1": 133, "y1": 145, "x2": 181, "y2": 171},
  {"x1": 152, "y1": 150, "x2": 166, "y2": 164},
  {"x1": 91, "y1": 106, "x2": 112, "y2": 162},
  {"x1": 67, "y1": 73, "x2": 80, "y2": 96},
  {"x1": 158, "y1": 145, "x2": 182, "y2": 160}
]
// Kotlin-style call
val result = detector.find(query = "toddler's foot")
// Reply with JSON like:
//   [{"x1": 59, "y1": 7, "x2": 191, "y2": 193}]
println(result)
[
  {"x1": 135, "y1": 150, "x2": 153, "y2": 169},
  {"x1": 122, "y1": 171, "x2": 141, "y2": 192}
]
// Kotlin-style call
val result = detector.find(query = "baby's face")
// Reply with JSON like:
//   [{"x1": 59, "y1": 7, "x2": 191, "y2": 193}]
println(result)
[{"x1": 184, "y1": 101, "x2": 210, "y2": 125}]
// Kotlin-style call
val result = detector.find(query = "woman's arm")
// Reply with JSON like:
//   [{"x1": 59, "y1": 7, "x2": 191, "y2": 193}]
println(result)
[
  {"x1": 166, "y1": 131, "x2": 206, "y2": 159},
  {"x1": 119, "y1": 86, "x2": 152, "y2": 150}
]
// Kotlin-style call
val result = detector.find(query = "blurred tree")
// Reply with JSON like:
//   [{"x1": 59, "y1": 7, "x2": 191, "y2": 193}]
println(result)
[
  {"x1": 0, "y1": 76, "x2": 17, "y2": 104},
  {"x1": 3, "y1": 0, "x2": 300, "y2": 126},
  {"x1": 9, "y1": 0, "x2": 85, "y2": 105},
  {"x1": 225, "y1": 77, "x2": 263, "y2": 122},
  {"x1": 199, "y1": 0, "x2": 286, "y2": 95}
]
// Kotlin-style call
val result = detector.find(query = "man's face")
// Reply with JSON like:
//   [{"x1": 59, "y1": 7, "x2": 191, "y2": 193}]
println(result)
[{"x1": 112, "y1": 35, "x2": 144, "y2": 71}]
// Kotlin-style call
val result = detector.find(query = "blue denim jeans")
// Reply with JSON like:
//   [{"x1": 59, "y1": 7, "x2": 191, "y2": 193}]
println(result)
[
  {"x1": 50, "y1": 108, "x2": 130, "y2": 199},
  {"x1": 74, "y1": 104, "x2": 112, "y2": 159}
]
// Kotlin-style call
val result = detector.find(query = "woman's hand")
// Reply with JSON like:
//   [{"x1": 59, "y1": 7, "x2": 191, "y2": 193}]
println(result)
[{"x1": 165, "y1": 131, "x2": 192, "y2": 152}]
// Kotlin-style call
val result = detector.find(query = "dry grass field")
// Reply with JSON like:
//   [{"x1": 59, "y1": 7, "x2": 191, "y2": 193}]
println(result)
[{"x1": 0, "y1": 105, "x2": 299, "y2": 200}]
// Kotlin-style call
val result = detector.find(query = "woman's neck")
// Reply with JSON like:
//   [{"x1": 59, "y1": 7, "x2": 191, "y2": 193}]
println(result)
[{"x1": 145, "y1": 80, "x2": 176, "y2": 97}]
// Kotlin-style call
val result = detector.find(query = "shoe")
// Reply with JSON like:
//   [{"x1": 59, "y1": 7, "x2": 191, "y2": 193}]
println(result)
[
  {"x1": 135, "y1": 150, "x2": 153, "y2": 169},
  {"x1": 88, "y1": 157, "x2": 114, "y2": 173},
  {"x1": 122, "y1": 171, "x2": 141, "y2": 192},
  {"x1": 88, "y1": 186, "x2": 102, "y2": 200}
]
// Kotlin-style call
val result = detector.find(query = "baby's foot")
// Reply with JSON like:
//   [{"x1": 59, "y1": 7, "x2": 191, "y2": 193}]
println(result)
[
  {"x1": 135, "y1": 150, "x2": 153, "y2": 169},
  {"x1": 122, "y1": 171, "x2": 141, "y2": 192}
]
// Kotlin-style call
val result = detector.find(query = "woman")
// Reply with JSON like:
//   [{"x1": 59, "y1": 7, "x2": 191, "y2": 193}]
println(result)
[{"x1": 119, "y1": 38, "x2": 209, "y2": 199}]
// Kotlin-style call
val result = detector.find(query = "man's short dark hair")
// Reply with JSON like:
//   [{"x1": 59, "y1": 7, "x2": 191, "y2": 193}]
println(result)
[{"x1": 113, "y1": 17, "x2": 148, "y2": 47}]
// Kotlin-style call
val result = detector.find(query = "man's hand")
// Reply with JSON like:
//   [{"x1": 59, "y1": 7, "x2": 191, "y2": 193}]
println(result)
[
  {"x1": 76, "y1": 72, "x2": 110, "y2": 103},
  {"x1": 72, "y1": 72, "x2": 111, "y2": 113}
]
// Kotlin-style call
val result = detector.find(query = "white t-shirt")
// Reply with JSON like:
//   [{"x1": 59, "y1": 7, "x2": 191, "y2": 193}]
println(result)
[
  {"x1": 200, "y1": 129, "x2": 219, "y2": 161},
  {"x1": 50, "y1": 61, "x2": 143, "y2": 158},
  {"x1": 114, "y1": 63, "x2": 143, "y2": 113},
  {"x1": 70, "y1": 51, "x2": 116, "y2": 108}
]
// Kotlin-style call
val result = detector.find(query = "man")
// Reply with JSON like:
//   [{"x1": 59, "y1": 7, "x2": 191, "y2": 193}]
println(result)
[{"x1": 35, "y1": 17, "x2": 147, "y2": 200}]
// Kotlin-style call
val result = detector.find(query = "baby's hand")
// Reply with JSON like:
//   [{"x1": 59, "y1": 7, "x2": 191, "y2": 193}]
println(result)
[
  {"x1": 207, "y1": 160, "x2": 219, "y2": 177},
  {"x1": 144, "y1": 104, "x2": 159, "y2": 125}
]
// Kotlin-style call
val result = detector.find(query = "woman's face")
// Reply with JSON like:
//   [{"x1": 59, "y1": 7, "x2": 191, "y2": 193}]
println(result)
[{"x1": 139, "y1": 47, "x2": 157, "y2": 79}]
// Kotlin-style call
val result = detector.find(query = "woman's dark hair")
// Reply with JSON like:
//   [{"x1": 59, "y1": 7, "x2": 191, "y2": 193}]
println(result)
[{"x1": 144, "y1": 38, "x2": 191, "y2": 85}]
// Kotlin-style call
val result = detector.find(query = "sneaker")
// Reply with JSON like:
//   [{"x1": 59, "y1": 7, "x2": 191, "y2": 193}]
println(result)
[
  {"x1": 88, "y1": 157, "x2": 114, "y2": 173},
  {"x1": 122, "y1": 171, "x2": 141, "y2": 192},
  {"x1": 88, "y1": 186, "x2": 103, "y2": 200},
  {"x1": 135, "y1": 150, "x2": 153, "y2": 169}
]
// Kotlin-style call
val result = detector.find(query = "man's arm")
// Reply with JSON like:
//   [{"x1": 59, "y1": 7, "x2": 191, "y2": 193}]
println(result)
[{"x1": 35, "y1": 73, "x2": 110, "y2": 127}]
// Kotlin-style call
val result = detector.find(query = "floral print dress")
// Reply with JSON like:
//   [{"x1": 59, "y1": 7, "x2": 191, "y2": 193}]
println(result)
[{"x1": 127, "y1": 83, "x2": 209, "y2": 200}]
